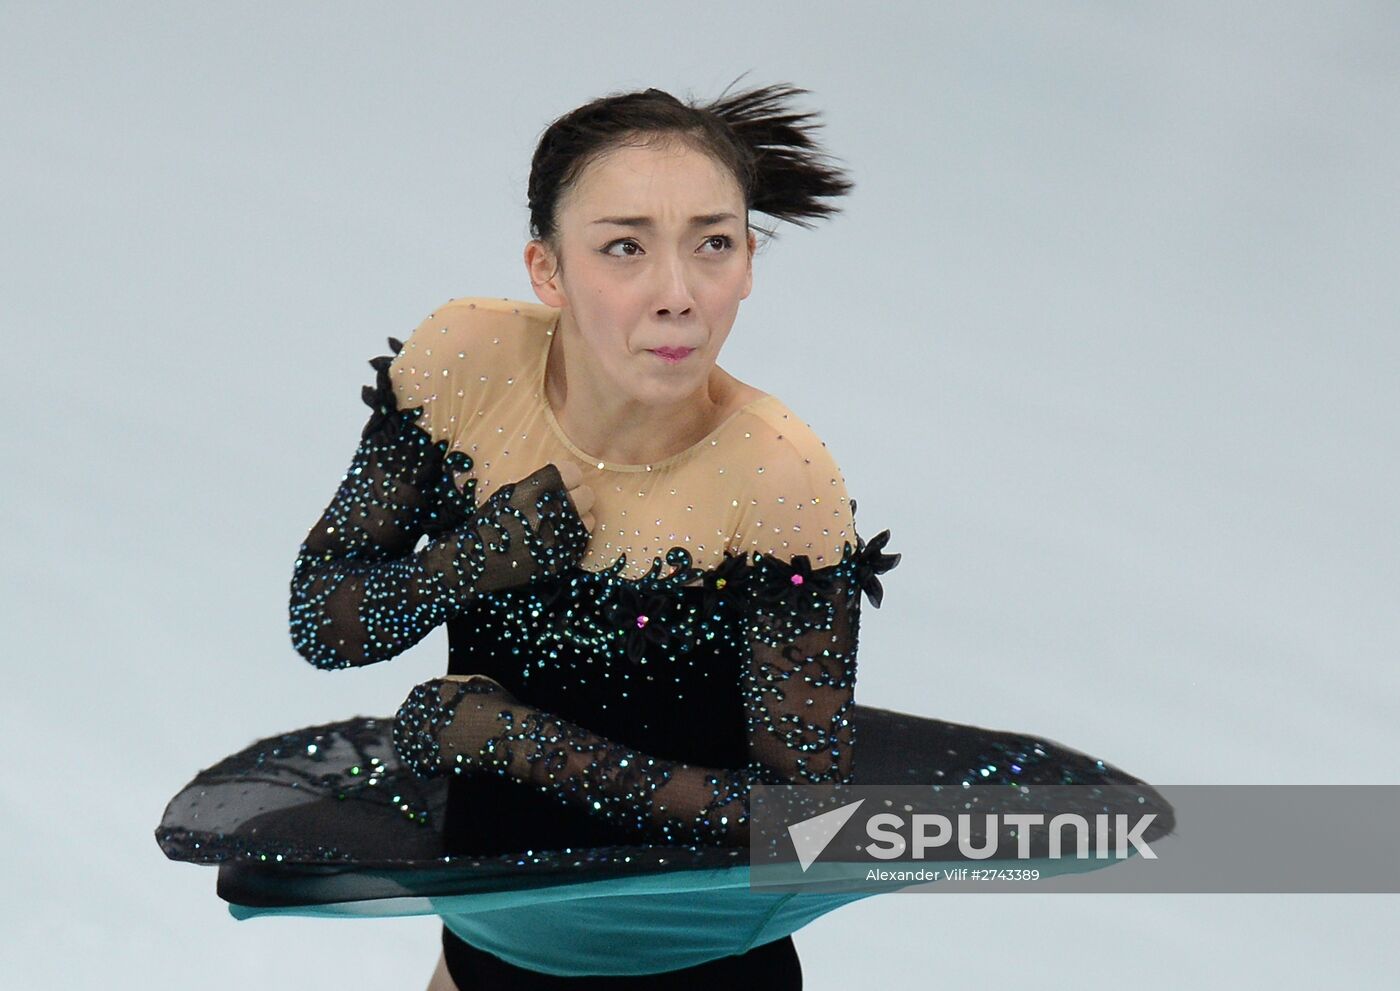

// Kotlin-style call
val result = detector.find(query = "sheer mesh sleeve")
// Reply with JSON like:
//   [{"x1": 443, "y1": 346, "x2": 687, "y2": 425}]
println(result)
[
  {"x1": 393, "y1": 443, "x2": 902, "y2": 847},
  {"x1": 288, "y1": 317, "x2": 590, "y2": 671}
]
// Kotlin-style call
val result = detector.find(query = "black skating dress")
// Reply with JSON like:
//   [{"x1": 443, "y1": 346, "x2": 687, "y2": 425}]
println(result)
[{"x1": 155, "y1": 297, "x2": 1175, "y2": 981}]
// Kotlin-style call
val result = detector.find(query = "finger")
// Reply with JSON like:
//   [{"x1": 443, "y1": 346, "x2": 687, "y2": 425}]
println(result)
[
  {"x1": 555, "y1": 460, "x2": 583, "y2": 489},
  {"x1": 569, "y1": 482, "x2": 595, "y2": 514}
]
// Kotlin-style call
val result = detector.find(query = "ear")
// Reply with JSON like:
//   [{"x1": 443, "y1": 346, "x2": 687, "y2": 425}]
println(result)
[
  {"x1": 525, "y1": 239, "x2": 565, "y2": 307},
  {"x1": 741, "y1": 229, "x2": 756, "y2": 300}
]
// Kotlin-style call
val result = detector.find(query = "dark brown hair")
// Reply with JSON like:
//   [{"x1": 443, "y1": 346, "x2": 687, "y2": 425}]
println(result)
[{"x1": 526, "y1": 74, "x2": 854, "y2": 272}]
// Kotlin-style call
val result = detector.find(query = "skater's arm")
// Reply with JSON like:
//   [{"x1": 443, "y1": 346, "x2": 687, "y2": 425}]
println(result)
[{"x1": 288, "y1": 303, "x2": 588, "y2": 669}]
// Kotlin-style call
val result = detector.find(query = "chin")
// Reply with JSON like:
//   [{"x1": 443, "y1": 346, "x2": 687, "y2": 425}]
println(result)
[{"x1": 640, "y1": 376, "x2": 702, "y2": 404}]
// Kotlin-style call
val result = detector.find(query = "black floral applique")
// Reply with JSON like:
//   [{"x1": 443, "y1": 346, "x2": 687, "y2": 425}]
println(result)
[
  {"x1": 755, "y1": 551, "x2": 841, "y2": 610},
  {"x1": 742, "y1": 547, "x2": 849, "y2": 648},
  {"x1": 359, "y1": 337, "x2": 406, "y2": 441},
  {"x1": 852, "y1": 528, "x2": 900, "y2": 609},
  {"x1": 604, "y1": 583, "x2": 678, "y2": 664},
  {"x1": 697, "y1": 549, "x2": 753, "y2": 617},
  {"x1": 849, "y1": 498, "x2": 901, "y2": 609}
]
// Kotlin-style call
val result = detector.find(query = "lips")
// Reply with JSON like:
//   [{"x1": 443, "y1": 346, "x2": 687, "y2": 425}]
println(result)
[{"x1": 650, "y1": 347, "x2": 694, "y2": 361}]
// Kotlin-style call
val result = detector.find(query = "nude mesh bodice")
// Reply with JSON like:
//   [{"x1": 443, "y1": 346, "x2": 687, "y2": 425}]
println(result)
[{"x1": 387, "y1": 297, "x2": 855, "y2": 580}]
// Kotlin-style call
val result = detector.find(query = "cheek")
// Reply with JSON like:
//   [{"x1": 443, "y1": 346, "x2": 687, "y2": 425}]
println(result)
[
  {"x1": 722, "y1": 253, "x2": 756, "y2": 292},
  {"x1": 598, "y1": 303, "x2": 645, "y2": 348},
  {"x1": 708, "y1": 260, "x2": 750, "y2": 299}
]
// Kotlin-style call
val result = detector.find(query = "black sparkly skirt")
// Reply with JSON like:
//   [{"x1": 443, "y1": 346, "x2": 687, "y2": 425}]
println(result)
[{"x1": 154, "y1": 704, "x2": 1174, "y2": 977}]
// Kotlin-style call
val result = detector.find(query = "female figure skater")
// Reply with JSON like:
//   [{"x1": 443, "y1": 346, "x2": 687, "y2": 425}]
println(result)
[
  {"x1": 156, "y1": 77, "x2": 1173, "y2": 990},
  {"x1": 312, "y1": 80, "x2": 869, "y2": 988}
]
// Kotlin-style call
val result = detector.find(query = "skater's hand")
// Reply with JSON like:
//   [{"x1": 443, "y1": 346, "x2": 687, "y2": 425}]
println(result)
[
  {"x1": 555, "y1": 461, "x2": 596, "y2": 534},
  {"x1": 419, "y1": 461, "x2": 595, "y2": 601},
  {"x1": 392, "y1": 674, "x2": 522, "y2": 778}
]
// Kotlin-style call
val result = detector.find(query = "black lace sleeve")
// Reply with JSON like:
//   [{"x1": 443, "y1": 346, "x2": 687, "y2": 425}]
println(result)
[
  {"x1": 288, "y1": 338, "x2": 590, "y2": 670},
  {"x1": 393, "y1": 526, "x2": 902, "y2": 847}
]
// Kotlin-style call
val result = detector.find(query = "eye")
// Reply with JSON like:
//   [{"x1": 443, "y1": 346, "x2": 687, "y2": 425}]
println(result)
[
  {"x1": 701, "y1": 234, "x2": 735, "y2": 253},
  {"x1": 602, "y1": 238, "x2": 643, "y2": 257}
]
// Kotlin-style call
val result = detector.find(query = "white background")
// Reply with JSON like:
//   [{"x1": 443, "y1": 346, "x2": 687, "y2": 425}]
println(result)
[{"x1": 3, "y1": 1, "x2": 1396, "y2": 987}]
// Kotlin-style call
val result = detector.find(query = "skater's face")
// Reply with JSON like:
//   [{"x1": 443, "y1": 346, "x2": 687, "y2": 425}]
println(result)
[{"x1": 525, "y1": 140, "x2": 756, "y2": 408}]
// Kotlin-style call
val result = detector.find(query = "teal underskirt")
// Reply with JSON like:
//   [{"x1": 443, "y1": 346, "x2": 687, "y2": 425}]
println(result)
[
  {"x1": 227, "y1": 854, "x2": 1133, "y2": 977},
  {"x1": 229, "y1": 863, "x2": 865, "y2": 976}
]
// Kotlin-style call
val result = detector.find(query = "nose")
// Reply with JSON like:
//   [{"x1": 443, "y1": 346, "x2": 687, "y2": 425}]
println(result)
[{"x1": 653, "y1": 250, "x2": 696, "y2": 318}]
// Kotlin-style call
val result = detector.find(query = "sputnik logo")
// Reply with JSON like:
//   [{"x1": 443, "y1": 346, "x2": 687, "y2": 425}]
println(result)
[{"x1": 787, "y1": 799, "x2": 867, "y2": 871}]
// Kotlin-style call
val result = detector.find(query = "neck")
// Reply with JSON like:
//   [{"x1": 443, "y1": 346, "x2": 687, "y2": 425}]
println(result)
[{"x1": 545, "y1": 314, "x2": 729, "y2": 467}]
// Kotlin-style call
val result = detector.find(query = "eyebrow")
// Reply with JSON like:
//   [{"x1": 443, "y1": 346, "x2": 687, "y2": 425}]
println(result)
[{"x1": 589, "y1": 212, "x2": 740, "y2": 228}]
